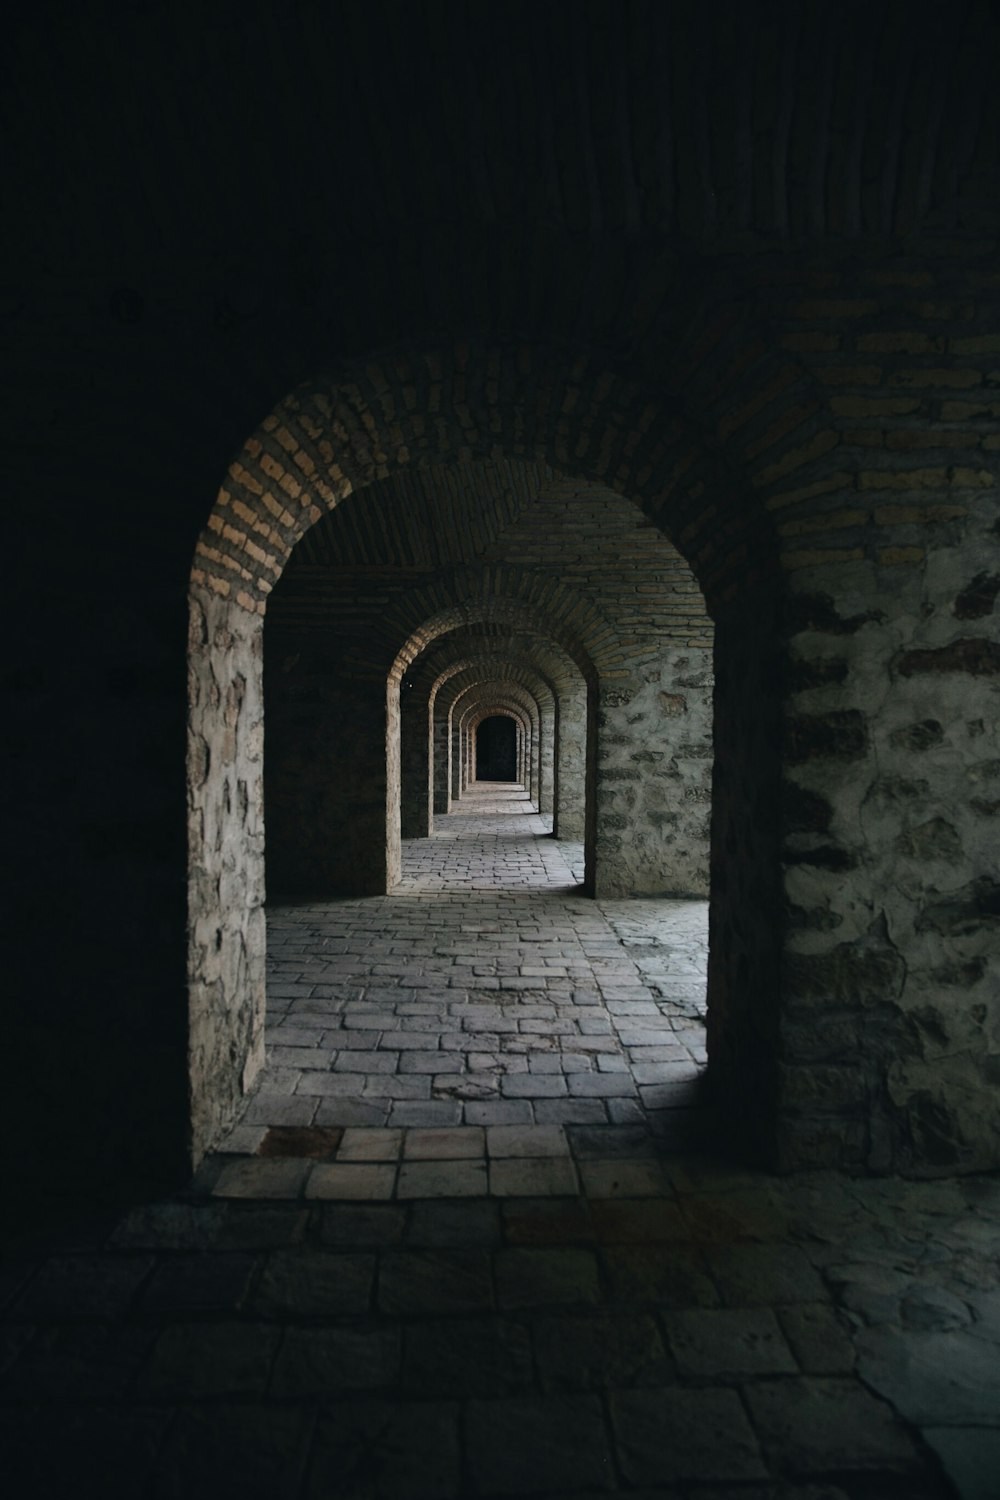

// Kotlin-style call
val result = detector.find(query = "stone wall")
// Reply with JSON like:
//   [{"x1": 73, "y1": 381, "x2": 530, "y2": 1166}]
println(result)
[
  {"x1": 594, "y1": 649, "x2": 714, "y2": 897},
  {"x1": 778, "y1": 529, "x2": 1000, "y2": 1175},
  {"x1": 187, "y1": 593, "x2": 266, "y2": 1164}
]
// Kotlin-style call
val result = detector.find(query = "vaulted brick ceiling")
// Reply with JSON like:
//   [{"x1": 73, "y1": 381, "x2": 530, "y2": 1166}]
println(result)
[{"x1": 271, "y1": 459, "x2": 712, "y2": 665}]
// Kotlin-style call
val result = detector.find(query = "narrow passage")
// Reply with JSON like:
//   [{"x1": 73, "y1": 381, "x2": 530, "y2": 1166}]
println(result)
[{"x1": 225, "y1": 782, "x2": 709, "y2": 1153}]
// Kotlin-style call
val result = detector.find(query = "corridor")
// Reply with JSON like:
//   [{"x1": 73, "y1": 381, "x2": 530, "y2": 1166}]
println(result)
[{"x1": 221, "y1": 782, "x2": 708, "y2": 1165}]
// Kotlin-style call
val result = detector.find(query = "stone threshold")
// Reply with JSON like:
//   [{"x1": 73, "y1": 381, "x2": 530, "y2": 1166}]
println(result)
[{"x1": 199, "y1": 1123, "x2": 679, "y2": 1203}]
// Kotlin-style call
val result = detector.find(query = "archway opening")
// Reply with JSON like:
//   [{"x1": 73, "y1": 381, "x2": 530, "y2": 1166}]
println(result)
[
  {"x1": 475, "y1": 714, "x2": 519, "y2": 784},
  {"x1": 187, "y1": 345, "x2": 782, "y2": 1173}
]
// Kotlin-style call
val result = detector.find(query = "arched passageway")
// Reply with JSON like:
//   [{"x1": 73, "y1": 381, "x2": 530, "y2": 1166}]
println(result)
[
  {"x1": 189, "y1": 333, "x2": 1000, "y2": 1180},
  {"x1": 9, "y1": 7, "x2": 1000, "y2": 1490}
]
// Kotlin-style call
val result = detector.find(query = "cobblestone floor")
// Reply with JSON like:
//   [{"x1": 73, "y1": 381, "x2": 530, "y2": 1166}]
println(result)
[
  {"x1": 3, "y1": 787, "x2": 997, "y2": 1497},
  {"x1": 224, "y1": 783, "x2": 710, "y2": 1146}
]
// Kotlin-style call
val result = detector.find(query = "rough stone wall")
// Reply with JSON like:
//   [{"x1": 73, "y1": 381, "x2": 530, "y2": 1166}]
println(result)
[
  {"x1": 186, "y1": 593, "x2": 266, "y2": 1164},
  {"x1": 743, "y1": 278, "x2": 1000, "y2": 1175},
  {"x1": 555, "y1": 680, "x2": 589, "y2": 842},
  {"x1": 777, "y1": 510, "x2": 1000, "y2": 1175},
  {"x1": 595, "y1": 649, "x2": 714, "y2": 898}
]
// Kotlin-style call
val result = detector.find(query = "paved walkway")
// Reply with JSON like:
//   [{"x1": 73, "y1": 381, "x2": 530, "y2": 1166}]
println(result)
[
  {"x1": 222, "y1": 783, "x2": 709, "y2": 1153},
  {"x1": 2, "y1": 786, "x2": 997, "y2": 1497}
]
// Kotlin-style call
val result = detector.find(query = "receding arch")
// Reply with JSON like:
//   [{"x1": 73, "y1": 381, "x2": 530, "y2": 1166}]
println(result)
[
  {"x1": 387, "y1": 595, "x2": 600, "y2": 896},
  {"x1": 458, "y1": 690, "x2": 538, "y2": 796},
  {"x1": 468, "y1": 706, "x2": 529, "y2": 787},
  {"x1": 400, "y1": 650, "x2": 557, "y2": 835}
]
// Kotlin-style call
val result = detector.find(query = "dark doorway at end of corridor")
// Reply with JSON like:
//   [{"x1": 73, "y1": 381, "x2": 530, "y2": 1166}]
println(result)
[{"x1": 476, "y1": 716, "x2": 517, "y2": 782}]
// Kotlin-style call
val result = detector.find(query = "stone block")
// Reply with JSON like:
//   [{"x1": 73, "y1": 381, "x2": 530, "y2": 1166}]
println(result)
[
  {"x1": 257, "y1": 1125, "x2": 343, "y2": 1159},
  {"x1": 610, "y1": 1387, "x2": 767, "y2": 1483},
  {"x1": 534, "y1": 1098, "x2": 609, "y2": 1124},
  {"x1": 707, "y1": 1243, "x2": 827, "y2": 1305},
  {"x1": 337, "y1": 1127, "x2": 404, "y2": 1161},
  {"x1": 241, "y1": 1094, "x2": 318, "y2": 1127},
  {"x1": 406, "y1": 1198, "x2": 501, "y2": 1247},
  {"x1": 499, "y1": 1197, "x2": 594, "y2": 1245},
  {"x1": 305, "y1": 1400, "x2": 461, "y2": 1499},
  {"x1": 142, "y1": 1322, "x2": 281, "y2": 1398},
  {"x1": 487, "y1": 1125, "x2": 569, "y2": 1158},
  {"x1": 0, "y1": 1322, "x2": 157, "y2": 1402},
  {"x1": 495, "y1": 1248, "x2": 600, "y2": 1308},
  {"x1": 253, "y1": 1249, "x2": 374, "y2": 1316},
  {"x1": 500, "y1": 1075, "x2": 568, "y2": 1097},
  {"x1": 305, "y1": 1163, "x2": 396, "y2": 1200},
  {"x1": 923, "y1": 1426, "x2": 1000, "y2": 1500},
  {"x1": 314, "y1": 1098, "x2": 389, "y2": 1127},
  {"x1": 578, "y1": 1159, "x2": 670, "y2": 1198},
  {"x1": 212, "y1": 1158, "x2": 312, "y2": 1199},
  {"x1": 378, "y1": 1250, "x2": 494, "y2": 1316},
  {"x1": 390, "y1": 1102, "x2": 463, "y2": 1127},
  {"x1": 271, "y1": 1325, "x2": 401, "y2": 1396},
  {"x1": 663, "y1": 1307, "x2": 798, "y2": 1377},
  {"x1": 489, "y1": 1157, "x2": 580, "y2": 1197},
  {"x1": 141, "y1": 1253, "x2": 258, "y2": 1315},
  {"x1": 778, "y1": 1303, "x2": 857, "y2": 1374},
  {"x1": 396, "y1": 1159, "x2": 488, "y2": 1198},
  {"x1": 602, "y1": 1244, "x2": 719, "y2": 1308},
  {"x1": 11, "y1": 1255, "x2": 154, "y2": 1322},
  {"x1": 743, "y1": 1377, "x2": 923, "y2": 1475},
  {"x1": 320, "y1": 1204, "x2": 406, "y2": 1247},
  {"x1": 855, "y1": 1326, "x2": 1000, "y2": 1426},
  {"x1": 402, "y1": 1317, "x2": 533, "y2": 1397},
  {"x1": 152, "y1": 1406, "x2": 309, "y2": 1500},
  {"x1": 534, "y1": 1311, "x2": 673, "y2": 1389},
  {"x1": 464, "y1": 1100, "x2": 534, "y2": 1125},
  {"x1": 403, "y1": 1126, "x2": 485, "y2": 1159},
  {"x1": 465, "y1": 1394, "x2": 614, "y2": 1494}
]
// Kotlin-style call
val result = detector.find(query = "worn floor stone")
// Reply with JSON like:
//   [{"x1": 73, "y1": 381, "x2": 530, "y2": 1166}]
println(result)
[
  {"x1": 2, "y1": 792, "x2": 995, "y2": 1496},
  {"x1": 236, "y1": 789, "x2": 709, "y2": 1144},
  {"x1": 610, "y1": 1386, "x2": 768, "y2": 1483}
]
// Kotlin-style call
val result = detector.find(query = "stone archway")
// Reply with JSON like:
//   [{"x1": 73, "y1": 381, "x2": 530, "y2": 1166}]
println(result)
[
  {"x1": 188, "y1": 326, "x2": 1000, "y2": 1179},
  {"x1": 186, "y1": 341, "x2": 782, "y2": 1166}
]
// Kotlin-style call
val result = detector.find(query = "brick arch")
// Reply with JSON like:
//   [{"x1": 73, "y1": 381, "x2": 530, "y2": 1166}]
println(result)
[
  {"x1": 386, "y1": 571, "x2": 608, "y2": 686},
  {"x1": 454, "y1": 682, "x2": 542, "y2": 800},
  {"x1": 192, "y1": 338, "x2": 793, "y2": 619},
  {"x1": 420, "y1": 654, "x2": 565, "y2": 831},
  {"x1": 398, "y1": 645, "x2": 559, "y2": 839},
  {"x1": 427, "y1": 659, "x2": 556, "y2": 813},
  {"x1": 465, "y1": 702, "x2": 533, "y2": 791},
  {"x1": 387, "y1": 597, "x2": 600, "y2": 893},
  {"x1": 187, "y1": 335, "x2": 821, "y2": 1166},
  {"x1": 394, "y1": 627, "x2": 573, "y2": 831}
]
